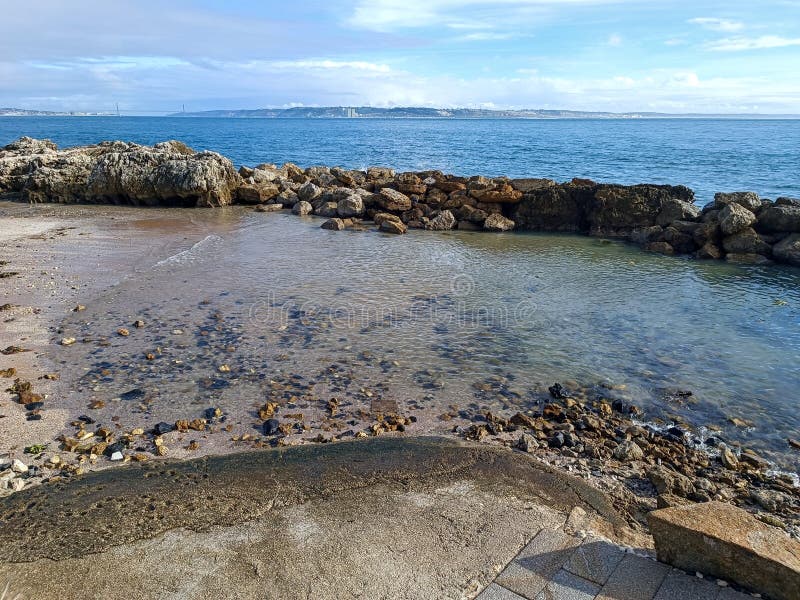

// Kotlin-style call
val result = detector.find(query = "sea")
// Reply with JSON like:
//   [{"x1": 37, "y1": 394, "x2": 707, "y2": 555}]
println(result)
[{"x1": 1, "y1": 117, "x2": 799, "y2": 470}]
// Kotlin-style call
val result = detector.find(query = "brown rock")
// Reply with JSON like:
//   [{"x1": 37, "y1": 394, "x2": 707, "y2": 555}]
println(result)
[
  {"x1": 469, "y1": 184, "x2": 523, "y2": 204},
  {"x1": 377, "y1": 188, "x2": 412, "y2": 211},
  {"x1": 483, "y1": 213, "x2": 515, "y2": 232},
  {"x1": 648, "y1": 501, "x2": 800, "y2": 600},
  {"x1": 379, "y1": 219, "x2": 408, "y2": 234}
]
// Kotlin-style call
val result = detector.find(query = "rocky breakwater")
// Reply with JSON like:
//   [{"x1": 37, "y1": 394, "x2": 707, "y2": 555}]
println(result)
[
  {"x1": 0, "y1": 136, "x2": 239, "y2": 206},
  {"x1": 2, "y1": 137, "x2": 799, "y2": 266}
]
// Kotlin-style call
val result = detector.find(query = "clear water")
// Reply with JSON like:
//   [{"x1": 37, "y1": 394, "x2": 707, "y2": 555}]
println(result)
[
  {"x1": 48, "y1": 209, "x2": 800, "y2": 470},
  {"x1": 2, "y1": 117, "x2": 800, "y2": 203}
]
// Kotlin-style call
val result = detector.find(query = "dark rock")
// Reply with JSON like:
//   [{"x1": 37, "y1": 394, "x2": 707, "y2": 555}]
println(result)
[
  {"x1": 714, "y1": 191, "x2": 762, "y2": 212},
  {"x1": 722, "y1": 228, "x2": 772, "y2": 256},
  {"x1": 321, "y1": 218, "x2": 346, "y2": 231},
  {"x1": 153, "y1": 422, "x2": 174, "y2": 435},
  {"x1": 773, "y1": 233, "x2": 800, "y2": 266},
  {"x1": 719, "y1": 202, "x2": 757, "y2": 236},
  {"x1": 548, "y1": 432, "x2": 565, "y2": 448},
  {"x1": 548, "y1": 383, "x2": 569, "y2": 399},
  {"x1": 120, "y1": 388, "x2": 146, "y2": 401},
  {"x1": 263, "y1": 418, "x2": 281, "y2": 436},
  {"x1": 757, "y1": 205, "x2": 800, "y2": 233}
]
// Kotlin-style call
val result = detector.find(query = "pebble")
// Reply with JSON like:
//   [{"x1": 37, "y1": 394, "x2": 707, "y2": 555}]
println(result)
[
  {"x1": 11, "y1": 479, "x2": 24, "y2": 492},
  {"x1": 117, "y1": 328, "x2": 130, "y2": 336},
  {"x1": 110, "y1": 451, "x2": 124, "y2": 461},
  {"x1": 60, "y1": 337, "x2": 76, "y2": 346},
  {"x1": 11, "y1": 459, "x2": 28, "y2": 473}
]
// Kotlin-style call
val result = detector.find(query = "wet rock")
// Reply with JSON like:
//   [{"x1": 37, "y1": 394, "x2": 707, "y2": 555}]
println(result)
[
  {"x1": 696, "y1": 241, "x2": 723, "y2": 259},
  {"x1": 379, "y1": 218, "x2": 408, "y2": 234},
  {"x1": 483, "y1": 213, "x2": 515, "y2": 232},
  {"x1": 656, "y1": 198, "x2": 701, "y2": 226},
  {"x1": 644, "y1": 241, "x2": 674, "y2": 255},
  {"x1": 254, "y1": 203, "x2": 283, "y2": 213},
  {"x1": 292, "y1": 200, "x2": 313, "y2": 215},
  {"x1": 722, "y1": 227, "x2": 772, "y2": 255},
  {"x1": 547, "y1": 382, "x2": 569, "y2": 399},
  {"x1": 719, "y1": 203, "x2": 757, "y2": 236},
  {"x1": 773, "y1": 233, "x2": 800, "y2": 266},
  {"x1": 321, "y1": 218, "x2": 346, "y2": 231}
]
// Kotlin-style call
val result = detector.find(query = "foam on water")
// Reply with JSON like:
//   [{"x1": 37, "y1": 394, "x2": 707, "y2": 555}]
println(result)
[{"x1": 153, "y1": 234, "x2": 224, "y2": 267}]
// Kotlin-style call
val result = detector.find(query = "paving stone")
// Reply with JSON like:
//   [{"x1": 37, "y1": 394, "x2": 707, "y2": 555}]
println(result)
[
  {"x1": 496, "y1": 529, "x2": 581, "y2": 599},
  {"x1": 534, "y1": 568, "x2": 601, "y2": 600},
  {"x1": 717, "y1": 588, "x2": 758, "y2": 600},
  {"x1": 653, "y1": 569, "x2": 719, "y2": 600},
  {"x1": 596, "y1": 553, "x2": 670, "y2": 600},
  {"x1": 477, "y1": 583, "x2": 527, "y2": 600},
  {"x1": 564, "y1": 539, "x2": 626, "y2": 585}
]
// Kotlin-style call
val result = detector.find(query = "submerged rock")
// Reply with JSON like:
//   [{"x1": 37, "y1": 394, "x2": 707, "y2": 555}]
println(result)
[{"x1": 483, "y1": 213, "x2": 515, "y2": 232}]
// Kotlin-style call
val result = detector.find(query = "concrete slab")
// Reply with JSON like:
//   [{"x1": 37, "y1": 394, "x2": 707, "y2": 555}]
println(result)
[
  {"x1": 477, "y1": 583, "x2": 528, "y2": 600},
  {"x1": 496, "y1": 529, "x2": 581, "y2": 598},
  {"x1": 653, "y1": 569, "x2": 720, "y2": 600},
  {"x1": 596, "y1": 553, "x2": 670, "y2": 600},
  {"x1": 564, "y1": 539, "x2": 626, "y2": 585},
  {"x1": 0, "y1": 437, "x2": 628, "y2": 600},
  {"x1": 534, "y1": 568, "x2": 601, "y2": 600}
]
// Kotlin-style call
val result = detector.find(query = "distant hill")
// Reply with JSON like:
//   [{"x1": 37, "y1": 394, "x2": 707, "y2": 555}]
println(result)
[
  {"x1": 167, "y1": 106, "x2": 799, "y2": 119},
  {"x1": 0, "y1": 107, "x2": 113, "y2": 116}
]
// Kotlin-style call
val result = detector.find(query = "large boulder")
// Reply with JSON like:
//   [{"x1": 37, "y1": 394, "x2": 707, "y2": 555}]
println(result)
[
  {"x1": 714, "y1": 191, "x2": 762, "y2": 213},
  {"x1": 292, "y1": 200, "x2": 313, "y2": 215},
  {"x1": 483, "y1": 213, "x2": 515, "y2": 232},
  {"x1": 337, "y1": 194, "x2": 364, "y2": 218},
  {"x1": 297, "y1": 181, "x2": 322, "y2": 203},
  {"x1": 587, "y1": 184, "x2": 694, "y2": 235},
  {"x1": 655, "y1": 198, "x2": 700, "y2": 226},
  {"x1": 721, "y1": 228, "x2": 772, "y2": 256},
  {"x1": 757, "y1": 205, "x2": 800, "y2": 233},
  {"x1": 426, "y1": 210, "x2": 456, "y2": 231},
  {"x1": 377, "y1": 187, "x2": 412, "y2": 211},
  {"x1": 773, "y1": 234, "x2": 800, "y2": 266},
  {"x1": 719, "y1": 202, "x2": 757, "y2": 236},
  {"x1": 512, "y1": 186, "x2": 585, "y2": 231}
]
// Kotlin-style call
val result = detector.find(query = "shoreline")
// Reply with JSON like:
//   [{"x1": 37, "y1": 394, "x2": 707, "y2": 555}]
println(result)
[{"x1": 0, "y1": 202, "x2": 797, "y2": 544}]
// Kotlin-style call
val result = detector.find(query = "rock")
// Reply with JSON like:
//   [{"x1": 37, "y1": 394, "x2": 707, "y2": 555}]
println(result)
[
  {"x1": 395, "y1": 172, "x2": 427, "y2": 196},
  {"x1": 379, "y1": 219, "x2": 408, "y2": 234},
  {"x1": 588, "y1": 184, "x2": 694, "y2": 234},
  {"x1": 656, "y1": 493, "x2": 691, "y2": 509},
  {"x1": 254, "y1": 203, "x2": 283, "y2": 213},
  {"x1": 377, "y1": 187, "x2": 412, "y2": 211},
  {"x1": 757, "y1": 205, "x2": 800, "y2": 233},
  {"x1": 426, "y1": 210, "x2": 456, "y2": 231},
  {"x1": 297, "y1": 181, "x2": 322, "y2": 203},
  {"x1": 725, "y1": 253, "x2": 772, "y2": 265},
  {"x1": 483, "y1": 213, "x2": 515, "y2": 232},
  {"x1": 11, "y1": 459, "x2": 28, "y2": 474},
  {"x1": 773, "y1": 233, "x2": 800, "y2": 266},
  {"x1": 337, "y1": 194, "x2": 364, "y2": 218},
  {"x1": 612, "y1": 440, "x2": 644, "y2": 461},
  {"x1": 153, "y1": 422, "x2": 174, "y2": 435},
  {"x1": 718, "y1": 445, "x2": 739, "y2": 470},
  {"x1": 751, "y1": 489, "x2": 789, "y2": 513},
  {"x1": 236, "y1": 183, "x2": 279, "y2": 204},
  {"x1": 696, "y1": 242, "x2": 723, "y2": 259},
  {"x1": 714, "y1": 191, "x2": 762, "y2": 213},
  {"x1": 110, "y1": 451, "x2": 124, "y2": 461},
  {"x1": 263, "y1": 418, "x2": 281, "y2": 436},
  {"x1": 60, "y1": 337, "x2": 76, "y2": 346},
  {"x1": 719, "y1": 203, "x2": 757, "y2": 236},
  {"x1": 721, "y1": 227, "x2": 772, "y2": 255},
  {"x1": 647, "y1": 465, "x2": 695, "y2": 498},
  {"x1": 470, "y1": 184, "x2": 523, "y2": 204},
  {"x1": 321, "y1": 218, "x2": 346, "y2": 231},
  {"x1": 315, "y1": 201, "x2": 339, "y2": 217},
  {"x1": 648, "y1": 501, "x2": 800, "y2": 600},
  {"x1": 644, "y1": 241, "x2": 674, "y2": 255},
  {"x1": 656, "y1": 198, "x2": 701, "y2": 226},
  {"x1": 776, "y1": 197, "x2": 800, "y2": 207},
  {"x1": 292, "y1": 200, "x2": 313, "y2": 215},
  {"x1": 515, "y1": 433, "x2": 539, "y2": 452}
]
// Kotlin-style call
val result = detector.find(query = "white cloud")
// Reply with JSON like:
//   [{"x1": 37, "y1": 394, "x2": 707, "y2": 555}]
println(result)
[
  {"x1": 688, "y1": 17, "x2": 745, "y2": 32},
  {"x1": 607, "y1": 34, "x2": 623, "y2": 46},
  {"x1": 706, "y1": 35, "x2": 800, "y2": 51},
  {"x1": 347, "y1": 0, "x2": 633, "y2": 31},
  {"x1": 269, "y1": 60, "x2": 392, "y2": 73}
]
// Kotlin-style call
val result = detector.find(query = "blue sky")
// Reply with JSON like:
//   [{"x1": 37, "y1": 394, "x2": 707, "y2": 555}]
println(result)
[{"x1": 1, "y1": 0, "x2": 799, "y2": 113}]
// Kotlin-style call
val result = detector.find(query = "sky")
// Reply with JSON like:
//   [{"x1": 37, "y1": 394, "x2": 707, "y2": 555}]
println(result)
[{"x1": 1, "y1": 0, "x2": 799, "y2": 114}]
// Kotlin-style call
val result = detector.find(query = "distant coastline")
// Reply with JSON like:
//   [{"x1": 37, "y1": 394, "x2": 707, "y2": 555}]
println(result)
[{"x1": 2, "y1": 106, "x2": 799, "y2": 119}]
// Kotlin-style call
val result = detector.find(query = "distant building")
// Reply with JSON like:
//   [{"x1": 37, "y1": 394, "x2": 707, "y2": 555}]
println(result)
[{"x1": 344, "y1": 107, "x2": 358, "y2": 118}]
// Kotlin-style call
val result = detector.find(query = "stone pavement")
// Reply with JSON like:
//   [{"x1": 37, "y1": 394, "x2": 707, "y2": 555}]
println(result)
[{"x1": 478, "y1": 528, "x2": 757, "y2": 600}]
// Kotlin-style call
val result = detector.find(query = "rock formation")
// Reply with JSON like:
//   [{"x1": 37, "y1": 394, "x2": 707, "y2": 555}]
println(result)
[{"x1": 2, "y1": 137, "x2": 800, "y2": 267}]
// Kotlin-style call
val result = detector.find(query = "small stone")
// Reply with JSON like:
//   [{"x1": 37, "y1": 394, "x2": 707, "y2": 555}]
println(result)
[
  {"x1": 130, "y1": 428, "x2": 144, "y2": 436},
  {"x1": 719, "y1": 444, "x2": 739, "y2": 470},
  {"x1": 515, "y1": 433, "x2": 539, "y2": 452},
  {"x1": 218, "y1": 364, "x2": 231, "y2": 373},
  {"x1": 133, "y1": 320, "x2": 145, "y2": 328},
  {"x1": 48, "y1": 455, "x2": 61, "y2": 466},
  {"x1": 154, "y1": 422, "x2": 174, "y2": 435},
  {"x1": 117, "y1": 328, "x2": 130, "y2": 336},
  {"x1": 613, "y1": 440, "x2": 645, "y2": 461},
  {"x1": 73, "y1": 304, "x2": 86, "y2": 312},
  {"x1": 263, "y1": 418, "x2": 281, "y2": 436},
  {"x1": 110, "y1": 451, "x2": 124, "y2": 461},
  {"x1": 716, "y1": 579, "x2": 728, "y2": 587},
  {"x1": 11, "y1": 459, "x2": 28, "y2": 473},
  {"x1": 60, "y1": 337, "x2": 76, "y2": 346}
]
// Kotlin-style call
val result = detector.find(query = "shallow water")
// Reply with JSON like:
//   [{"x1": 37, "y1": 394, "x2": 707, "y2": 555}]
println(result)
[
  {"x1": 47, "y1": 208, "x2": 800, "y2": 470},
  {"x1": 2, "y1": 116, "x2": 800, "y2": 203}
]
